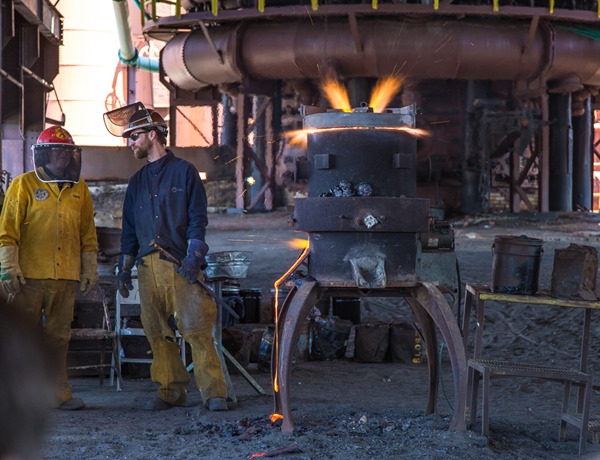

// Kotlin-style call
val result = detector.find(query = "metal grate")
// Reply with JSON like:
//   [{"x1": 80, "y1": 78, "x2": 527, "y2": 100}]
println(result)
[{"x1": 468, "y1": 359, "x2": 590, "y2": 382}]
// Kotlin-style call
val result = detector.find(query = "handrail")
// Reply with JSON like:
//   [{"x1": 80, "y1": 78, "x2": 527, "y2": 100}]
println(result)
[
  {"x1": 141, "y1": 0, "x2": 181, "y2": 25},
  {"x1": 146, "y1": 0, "x2": 600, "y2": 18},
  {"x1": 145, "y1": 1, "x2": 600, "y2": 34}
]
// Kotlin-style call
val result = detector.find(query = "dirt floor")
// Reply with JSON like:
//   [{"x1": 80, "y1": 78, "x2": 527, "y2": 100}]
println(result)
[{"x1": 40, "y1": 210, "x2": 600, "y2": 460}]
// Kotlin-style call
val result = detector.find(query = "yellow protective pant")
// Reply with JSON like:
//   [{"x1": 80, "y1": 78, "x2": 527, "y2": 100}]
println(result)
[
  {"x1": 10, "y1": 278, "x2": 78, "y2": 404},
  {"x1": 137, "y1": 252, "x2": 227, "y2": 405}
]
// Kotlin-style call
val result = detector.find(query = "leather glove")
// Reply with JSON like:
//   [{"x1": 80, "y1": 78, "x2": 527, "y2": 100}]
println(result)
[
  {"x1": 0, "y1": 245, "x2": 26, "y2": 298},
  {"x1": 117, "y1": 254, "x2": 135, "y2": 298},
  {"x1": 175, "y1": 239, "x2": 208, "y2": 283},
  {"x1": 80, "y1": 252, "x2": 99, "y2": 297}
]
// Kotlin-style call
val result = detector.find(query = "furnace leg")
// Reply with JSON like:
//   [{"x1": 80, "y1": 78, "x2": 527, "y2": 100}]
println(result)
[
  {"x1": 410, "y1": 282, "x2": 467, "y2": 431},
  {"x1": 405, "y1": 297, "x2": 439, "y2": 415},
  {"x1": 272, "y1": 280, "x2": 320, "y2": 434}
]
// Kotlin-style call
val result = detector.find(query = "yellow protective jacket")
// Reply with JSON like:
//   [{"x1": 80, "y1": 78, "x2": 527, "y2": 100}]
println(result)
[{"x1": 0, "y1": 171, "x2": 97, "y2": 280}]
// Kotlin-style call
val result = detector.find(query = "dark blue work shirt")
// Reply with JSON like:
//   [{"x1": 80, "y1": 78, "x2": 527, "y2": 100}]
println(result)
[{"x1": 120, "y1": 150, "x2": 209, "y2": 262}]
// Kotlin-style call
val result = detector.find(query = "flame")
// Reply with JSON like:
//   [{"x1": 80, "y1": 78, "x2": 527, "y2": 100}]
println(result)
[
  {"x1": 284, "y1": 76, "x2": 428, "y2": 149},
  {"x1": 285, "y1": 126, "x2": 429, "y2": 150},
  {"x1": 269, "y1": 413, "x2": 284, "y2": 422},
  {"x1": 321, "y1": 76, "x2": 352, "y2": 112},
  {"x1": 287, "y1": 238, "x2": 309, "y2": 250},
  {"x1": 398, "y1": 126, "x2": 430, "y2": 138},
  {"x1": 369, "y1": 75, "x2": 403, "y2": 113},
  {"x1": 285, "y1": 129, "x2": 309, "y2": 149}
]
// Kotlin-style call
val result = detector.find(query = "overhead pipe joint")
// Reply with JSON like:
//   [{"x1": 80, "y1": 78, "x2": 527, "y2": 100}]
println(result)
[{"x1": 112, "y1": 0, "x2": 159, "y2": 73}]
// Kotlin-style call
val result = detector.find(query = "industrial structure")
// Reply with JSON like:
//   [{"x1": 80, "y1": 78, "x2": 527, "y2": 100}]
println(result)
[
  {"x1": 2, "y1": 0, "x2": 600, "y2": 214},
  {"x1": 3, "y1": 2, "x2": 600, "y2": 450},
  {"x1": 150, "y1": 0, "x2": 600, "y2": 215}
]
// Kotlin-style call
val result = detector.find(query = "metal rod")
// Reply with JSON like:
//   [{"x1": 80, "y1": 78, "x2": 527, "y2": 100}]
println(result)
[
  {"x1": 0, "y1": 67, "x2": 23, "y2": 89},
  {"x1": 220, "y1": 342, "x2": 267, "y2": 395},
  {"x1": 198, "y1": 21, "x2": 223, "y2": 64},
  {"x1": 21, "y1": 66, "x2": 54, "y2": 91}
]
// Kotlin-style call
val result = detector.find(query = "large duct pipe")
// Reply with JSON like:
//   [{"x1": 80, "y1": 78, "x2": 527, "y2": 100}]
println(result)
[{"x1": 162, "y1": 19, "x2": 600, "y2": 91}]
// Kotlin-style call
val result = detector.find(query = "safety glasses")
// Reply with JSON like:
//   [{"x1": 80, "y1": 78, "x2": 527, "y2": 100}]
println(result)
[{"x1": 129, "y1": 130, "x2": 149, "y2": 141}]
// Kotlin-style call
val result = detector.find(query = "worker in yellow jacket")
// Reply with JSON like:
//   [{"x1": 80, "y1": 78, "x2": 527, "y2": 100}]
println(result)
[{"x1": 0, "y1": 126, "x2": 98, "y2": 410}]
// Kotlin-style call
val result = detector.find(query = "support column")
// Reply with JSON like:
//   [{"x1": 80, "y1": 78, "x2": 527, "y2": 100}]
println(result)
[
  {"x1": 461, "y1": 80, "x2": 487, "y2": 214},
  {"x1": 220, "y1": 94, "x2": 237, "y2": 151},
  {"x1": 572, "y1": 97, "x2": 593, "y2": 211},
  {"x1": 548, "y1": 93, "x2": 573, "y2": 211},
  {"x1": 235, "y1": 93, "x2": 250, "y2": 210},
  {"x1": 540, "y1": 94, "x2": 550, "y2": 212},
  {"x1": 250, "y1": 95, "x2": 267, "y2": 211}
]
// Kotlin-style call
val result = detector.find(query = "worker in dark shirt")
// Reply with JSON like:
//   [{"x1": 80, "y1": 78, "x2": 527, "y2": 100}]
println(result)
[{"x1": 103, "y1": 102, "x2": 228, "y2": 412}]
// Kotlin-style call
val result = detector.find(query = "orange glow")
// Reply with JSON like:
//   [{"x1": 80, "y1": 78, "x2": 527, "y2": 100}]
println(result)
[
  {"x1": 321, "y1": 76, "x2": 352, "y2": 112},
  {"x1": 272, "y1": 244, "x2": 310, "y2": 393},
  {"x1": 269, "y1": 413, "x2": 284, "y2": 422},
  {"x1": 284, "y1": 75, "x2": 428, "y2": 149},
  {"x1": 285, "y1": 129, "x2": 310, "y2": 149},
  {"x1": 287, "y1": 238, "x2": 309, "y2": 250},
  {"x1": 285, "y1": 126, "x2": 430, "y2": 149},
  {"x1": 398, "y1": 127, "x2": 430, "y2": 138},
  {"x1": 369, "y1": 75, "x2": 403, "y2": 113}
]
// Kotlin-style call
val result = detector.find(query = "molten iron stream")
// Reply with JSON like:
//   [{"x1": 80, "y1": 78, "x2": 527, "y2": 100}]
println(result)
[
  {"x1": 271, "y1": 244, "x2": 310, "y2": 396},
  {"x1": 269, "y1": 413, "x2": 284, "y2": 422}
]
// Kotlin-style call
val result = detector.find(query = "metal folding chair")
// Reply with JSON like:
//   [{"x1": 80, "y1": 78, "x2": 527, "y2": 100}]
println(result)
[{"x1": 69, "y1": 283, "x2": 122, "y2": 388}]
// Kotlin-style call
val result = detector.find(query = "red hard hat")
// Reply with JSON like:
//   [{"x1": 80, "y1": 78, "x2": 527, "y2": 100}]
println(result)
[
  {"x1": 32, "y1": 126, "x2": 81, "y2": 183},
  {"x1": 36, "y1": 126, "x2": 76, "y2": 147}
]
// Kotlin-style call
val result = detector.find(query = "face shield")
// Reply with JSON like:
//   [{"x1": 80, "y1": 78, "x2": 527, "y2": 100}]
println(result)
[
  {"x1": 103, "y1": 102, "x2": 155, "y2": 138},
  {"x1": 32, "y1": 144, "x2": 82, "y2": 183}
]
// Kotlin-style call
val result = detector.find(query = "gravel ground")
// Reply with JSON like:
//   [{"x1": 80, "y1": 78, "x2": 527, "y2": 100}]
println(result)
[{"x1": 39, "y1": 210, "x2": 600, "y2": 459}]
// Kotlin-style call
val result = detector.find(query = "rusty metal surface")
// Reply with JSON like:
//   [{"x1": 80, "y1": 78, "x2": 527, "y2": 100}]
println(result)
[
  {"x1": 160, "y1": 25, "x2": 244, "y2": 91},
  {"x1": 160, "y1": 18, "x2": 600, "y2": 91},
  {"x1": 551, "y1": 244, "x2": 598, "y2": 301},
  {"x1": 293, "y1": 197, "x2": 429, "y2": 232}
]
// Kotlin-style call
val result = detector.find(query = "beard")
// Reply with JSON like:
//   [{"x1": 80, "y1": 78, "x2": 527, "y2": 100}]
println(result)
[{"x1": 133, "y1": 147, "x2": 148, "y2": 160}]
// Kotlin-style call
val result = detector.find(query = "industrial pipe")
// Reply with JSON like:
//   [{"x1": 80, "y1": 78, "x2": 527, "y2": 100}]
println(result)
[
  {"x1": 161, "y1": 18, "x2": 600, "y2": 90},
  {"x1": 112, "y1": 0, "x2": 159, "y2": 73}
]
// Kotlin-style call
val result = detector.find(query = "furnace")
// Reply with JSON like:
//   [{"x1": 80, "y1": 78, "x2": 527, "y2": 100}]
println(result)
[
  {"x1": 293, "y1": 105, "x2": 429, "y2": 287},
  {"x1": 271, "y1": 104, "x2": 468, "y2": 434}
]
